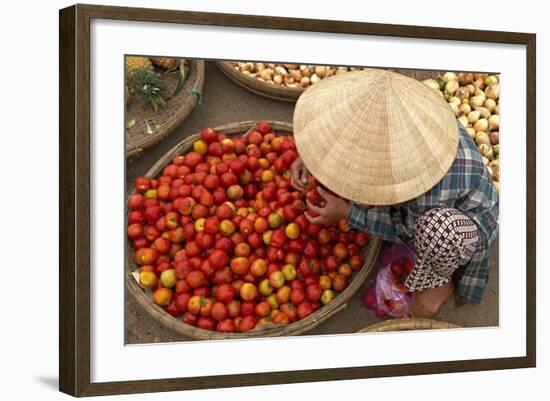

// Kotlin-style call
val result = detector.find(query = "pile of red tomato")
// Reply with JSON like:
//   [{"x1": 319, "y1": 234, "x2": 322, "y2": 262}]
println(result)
[{"x1": 127, "y1": 121, "x2": 369, "y2": 333}]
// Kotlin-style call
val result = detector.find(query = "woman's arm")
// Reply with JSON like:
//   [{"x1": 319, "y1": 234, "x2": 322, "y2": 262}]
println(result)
[{"x1": 348, "y1": 203, "x2": 413, "y2": 244}]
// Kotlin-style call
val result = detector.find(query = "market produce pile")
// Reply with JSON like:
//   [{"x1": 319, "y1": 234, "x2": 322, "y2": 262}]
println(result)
[
  {"x1": 230, "y1": 62, "x2": 365, "y2": 88},
  {"x1": 422, "y1": 72, "x2": 500, "y2": 190},
  {"x1": 125, "y1": 56, "x2": 187, "y2": 111},
  {"x1": 127, "y1": 121, "x2": 370, "y2": 333}
]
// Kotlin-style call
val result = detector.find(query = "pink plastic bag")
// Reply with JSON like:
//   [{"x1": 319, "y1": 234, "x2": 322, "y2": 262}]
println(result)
[{"x1": 362, "y1": 243, "x2": 416, "y2": 318}]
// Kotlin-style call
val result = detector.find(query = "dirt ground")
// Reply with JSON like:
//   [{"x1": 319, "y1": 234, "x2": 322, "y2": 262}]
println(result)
[{"x1": 125, "y1": 61, "x2": 499, "y2": 344}]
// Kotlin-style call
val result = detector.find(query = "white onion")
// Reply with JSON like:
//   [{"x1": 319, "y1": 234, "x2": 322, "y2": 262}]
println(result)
[
  {"x1": 488, "y1": 114, "x2": 500, "y2": 131},
  {"x1": 474, "y1": 118, "x2": 489, "y2": 132},
  {"x1": 458, "y1": 115, "x2": 469, "y2": 128},
  {"x1": 467, "y1": 110, "x2": 481, "y2": 124},
  {"x1": 478, "y1": 144, "x2": 494, "y2": 160},
  {"x1": 474, "y1": 106, "x2": 491, "y2": 120},
  {"x1": 466, "y1": 127, "x2": 476, "y2": 140},
  {"x1": 475, "y1": 131, "x2": 491, "y2": 146},
  {"x1": 484, "y1": 98, "x2": 497, "y2": 112},
  {"x1": 485, "y1": 83, "x2": 500, "y2": 100},
  {"x1": 443, "y1": 72, "x2": 457, "y2": 82},
  {"x1": 422, "y1": 78, "x2": 439, "y2": 91},
  {"x1": 448, "y1": 102, "x2": 459, "y2": 116},
  {"x1": 469, "y1": 96, "x2": 485, "y2": 108},
  {"x1": 448, "y1": 96, "x2": 461, "y2": 106},
  {"x1": 459, "y1": 104, "x2": 472, "y2": 116},
  {"x1": 445, "y1": 80, "x2": 459, "y2": 95}
]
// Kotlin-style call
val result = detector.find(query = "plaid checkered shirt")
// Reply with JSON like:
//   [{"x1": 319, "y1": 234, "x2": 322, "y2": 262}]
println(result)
[{"x1": 348, "y1": 124, "x2": 499, "y2": 304}]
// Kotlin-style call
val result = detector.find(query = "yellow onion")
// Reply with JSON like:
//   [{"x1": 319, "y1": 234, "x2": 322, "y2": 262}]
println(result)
[
  {"x1": 300, "y1": 76, "x2": 311, "y2": 87},
  {"x1": 283, "y1": 75, "x2": 295, "y2": 85},
  {"x1": 255, "y1": 63, "x2": 265, "y2": 72},
  {"x1": 469, "y1": 95, "x2": 485, "y2": 108},
  {"x1": 456, "y1": 86, "x2": 470, "y2": 100},
  {"x1": 488, "y1": 115, "x2": 500, "y2": 131},
  {"x1": 275, "y1": 66, "x2": 288, "y2": 76},
  {"x1": 284, "y1": 64, "x2": 298, "y2": 70},
  {"x1": 485, "y1": 83, "x2": 500, "y2": 100},
  {"x1": 448, "y1": 96, "x2": 461, "y2": 106},
  {"x1": 474, "y1": 78, "x2": 485, "y2": 89},
  {"x1": 466, "y1": 127, "x2": 476, "y2": 140},
  {"x1": 310, "y1": 74, "x2": 321, "y2": 84},
  {"x1": 315, "y1": 66, "x2": 327, "y2": 77},
  {"x1": 458, "y1": 73, "x2": 474, "y2": 85},
  {"x1": 479, "y1": 144, "x2": 494, "y2": 160},
  {"x1": 300, "y1": 66, "x2": 312, "y2": 77},
  {"x1": 493, "y1": 144, "x2": 500, "y2": 157},
  {"x1": 493, "y1": 181, "x2": 500, "y2": 191},
  {"x1": 458, "y1": 115, "x2": 469, "y2": 128},
  {"x1": 290, "y1": 69, "x2": 302, "y2": 81},
  {"x1": 494, "y1": 104, "x2": 500, "y2": 115},
  {"x1": 474, "y1": 107, "x2": 491, "y2": 120},
  {"x1": 484, "y1": 98, "x2": 497, "y2": 112},
  {"x1": 467, "y1": 110, "x2": 481, "y2": 124},
  {"x1": 475, "y1": 131, "x2": 491, "y2": 146},
  {"x1": 459, "y1": 104, "x2": 472, "y2": 116},
  {"x1": 466, "y1": 84, "x2": 476, "y2": 96},
  {"x1": 273, "y1": 74, "x2": 283, "y2": 85},
  {"x1": 443, "y1": 72, "x2": 457, "y2": 82},
  {"x1": 445, "y1": 80, "x2": 459, "y2": 95},
  {"x1": 474, "y1": 118, "x2": 489, "y2": 132},
  {"x1": 486, "y1": 165, "x2": 494, "y2": 178},
  {"x1": 482, "y1": 156, "x2": 490, "y2": 165},
  {"x1": 473, "y1": 73, "x2": 488, "y2": 80},
  {"x1": 259, "y1": 68, "x2": 274, "y2": 80}
]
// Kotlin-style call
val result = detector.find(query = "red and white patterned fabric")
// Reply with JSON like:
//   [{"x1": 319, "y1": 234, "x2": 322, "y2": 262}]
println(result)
[{"x1": 405, "y1": 208, "x2": 481, "y2": 292}]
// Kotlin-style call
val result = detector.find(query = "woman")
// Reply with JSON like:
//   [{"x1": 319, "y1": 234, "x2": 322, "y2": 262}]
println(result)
[{"x1": 290, "y1": 69, "x2": 498, "y2": 316}]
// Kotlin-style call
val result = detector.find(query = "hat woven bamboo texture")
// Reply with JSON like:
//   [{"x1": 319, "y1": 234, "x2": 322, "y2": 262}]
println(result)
[{"x1": 293, "y1": 69, "x2": 459, "y2": 205}]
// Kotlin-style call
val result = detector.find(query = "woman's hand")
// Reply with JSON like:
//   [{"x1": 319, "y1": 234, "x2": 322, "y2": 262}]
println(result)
[
  {"x1": 290, "y1": 156, "x2": 309, "y2": 191},
  {"x1": 305, "y1": 187, "x2": 351, "y2": 226}
]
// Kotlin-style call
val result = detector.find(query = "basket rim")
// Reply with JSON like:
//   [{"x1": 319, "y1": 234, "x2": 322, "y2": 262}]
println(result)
[
  {"x1": 126, "y1": 59, "x2": 206, "y2": 158},
  {"x1": 126, "y1": 120, "x2": 382, "y2": 340},
  {"x1": 358, "y1": 318, "x2": 461, "y2": 333}
]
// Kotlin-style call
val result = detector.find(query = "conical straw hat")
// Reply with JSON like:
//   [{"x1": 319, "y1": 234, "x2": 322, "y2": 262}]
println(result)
[{"x1": 293, "y1": 68, "x2": 459, "y2": 206}]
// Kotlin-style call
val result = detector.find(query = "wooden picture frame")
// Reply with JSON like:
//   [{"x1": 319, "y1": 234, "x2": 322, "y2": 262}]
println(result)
[{"x1": 59, "y1": 3, "x2": 536, "y2": 397}]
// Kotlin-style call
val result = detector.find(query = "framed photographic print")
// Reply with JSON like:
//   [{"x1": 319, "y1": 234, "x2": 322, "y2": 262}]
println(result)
[{"x1": 59, "y1": 3, "x2": 536, "y2": 397}]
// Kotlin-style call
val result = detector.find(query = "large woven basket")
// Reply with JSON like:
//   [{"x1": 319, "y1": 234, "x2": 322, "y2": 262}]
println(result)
[
  {"x1": 217, "y1": 62, "x2": 443, "y2": 103},
  {"x1": 126, "y1": 59, "x2": 205, "y2": 159},
  {"x1": 358, "y1": 318, "x2": 460, "y2": 333},
  {"x1": 126, "y1": 120, "x2": 382, "y2": 340}
]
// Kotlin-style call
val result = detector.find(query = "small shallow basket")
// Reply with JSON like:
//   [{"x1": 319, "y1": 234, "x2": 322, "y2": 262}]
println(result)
[
  {"x1": 358, "y1": 318, "x2": 460, "y2": 333},
  {"x1": 126, "y1": 60, "x2": 205, "y2": 159},
  {"x1": 216, "y1": 61, "x2": 303, "y2": 102},
  {"x1": 126, "y1": 120, "x2": 382, "y2": 340}
]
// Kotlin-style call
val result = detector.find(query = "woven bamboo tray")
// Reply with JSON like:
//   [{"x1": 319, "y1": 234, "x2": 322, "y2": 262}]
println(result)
[
  {"x1": 126, "y1": 120, "x2": 382, "y2": 340},
  {"x1": 358, "y1": 318, "x2": 460, "y2": 333},
  {"x1": 125, "y1": 60, "x2": 205, "y2": 159},
  {"x1": 217, "y1": 62, "x2": 444, "y2": 103},
  {"x1": 216, "y1": 61, "x2": 303, "y2": 102}
]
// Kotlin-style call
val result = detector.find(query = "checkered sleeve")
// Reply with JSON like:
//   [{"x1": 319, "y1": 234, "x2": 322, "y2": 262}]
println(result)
[{"x1": 348, "y1": 203, "x2": 413, "y2": 244}]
